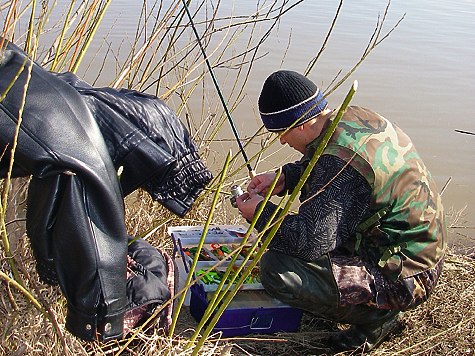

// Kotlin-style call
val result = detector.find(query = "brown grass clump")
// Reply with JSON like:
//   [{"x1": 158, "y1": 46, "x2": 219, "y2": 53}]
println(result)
[{"x1": 2, "y1": 190, "x2": 474, "y2": 356}]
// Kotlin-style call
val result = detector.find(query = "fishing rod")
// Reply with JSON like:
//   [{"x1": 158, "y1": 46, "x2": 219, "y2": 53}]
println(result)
[
  {"x1": 455, "y1": 129, "x2": 475, "y2": 136},
  {"x1": 181, "y1": 0, "x2": 255, "y2": 178}
]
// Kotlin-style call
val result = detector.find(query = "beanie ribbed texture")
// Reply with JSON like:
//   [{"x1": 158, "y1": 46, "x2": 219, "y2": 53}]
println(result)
[{"x1": 258, "y1": 70, "x2": 327, "y2": 131}]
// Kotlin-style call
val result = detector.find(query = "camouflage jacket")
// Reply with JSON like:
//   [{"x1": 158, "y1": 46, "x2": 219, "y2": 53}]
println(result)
[{"x1": 305, "y1": 106, "x2": 446, "y2": 280}]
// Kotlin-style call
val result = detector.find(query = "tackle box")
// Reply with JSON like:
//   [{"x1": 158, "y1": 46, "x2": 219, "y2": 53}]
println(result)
[{"x1": 168, "y1": 225, "x2": 303, "y2": 337}]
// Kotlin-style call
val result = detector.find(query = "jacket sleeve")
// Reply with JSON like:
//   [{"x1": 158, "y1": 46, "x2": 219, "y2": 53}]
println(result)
[
  {"x1": 254, "y1": 155, "x2": 372, "y2": 261},
  {"x1": 52, "y1": 75, "x2": 213, "y2": 218}
]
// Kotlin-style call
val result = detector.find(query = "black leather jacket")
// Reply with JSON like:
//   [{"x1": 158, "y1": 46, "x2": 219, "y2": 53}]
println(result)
[{"x1": 0, "y1": 40, "x2": 212, "y2": 341}]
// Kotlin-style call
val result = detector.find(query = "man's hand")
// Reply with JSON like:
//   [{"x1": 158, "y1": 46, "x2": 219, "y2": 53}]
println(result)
[
  {"x1": 235, "y1": 192, "x2": 264, "y2": 221},
  {"x1": 247, "y1": 171, "x2": 285, "y2": 197}
]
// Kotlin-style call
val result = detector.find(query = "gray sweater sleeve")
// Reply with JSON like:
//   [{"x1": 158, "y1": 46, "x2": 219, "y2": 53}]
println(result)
[{"x1": 254, "y1": 155, "x2": 371, "y2": 261}]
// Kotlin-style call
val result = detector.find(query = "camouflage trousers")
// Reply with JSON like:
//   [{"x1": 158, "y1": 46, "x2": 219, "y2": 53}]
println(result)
[
  {"x1": 260, "y1": 250, "x2": 444, "y2": 326},
  {"x1": 330, "y1": 251, "x2": 444, "y2": 311}
]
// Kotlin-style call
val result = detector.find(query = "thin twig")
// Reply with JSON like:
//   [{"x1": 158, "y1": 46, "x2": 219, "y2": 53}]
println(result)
[
  {"x1": 1, "y1": 55, "x2": 33, "y2": 286},
  {"x1": 16, "y1": 261, "x2": 69, "y2": 356}
]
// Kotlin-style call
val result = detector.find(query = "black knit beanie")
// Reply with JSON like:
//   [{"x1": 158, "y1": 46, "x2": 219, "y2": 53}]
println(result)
[{"x1": 258, "y1": 70, "x2": 327, "y2": 131}]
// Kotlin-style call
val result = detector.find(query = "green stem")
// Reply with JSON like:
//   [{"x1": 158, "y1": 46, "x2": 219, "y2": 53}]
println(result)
[
  {"x1": 51, "y1": 0, "x2": 77, "y2": 71},
  {"x1": 191, "y1": 80, "x2": 357, "y2": 353},
  {"x1": 0, "y1": 271, "x2": 45, "y2": 314},
  {"x1": 24, "y1": 0, "x2": 37, "y2": 54},
  {"x1": 70, "y1": 0, "x2": 113, "y2": 73},
  {"x1": 272, "y1": 81, "x2": 358, "y2": 233},
  {"x1": 114, "y1": 244, "x2": 248, "y2": 356},
  {"x1": 127, "y1": 216, "x2": 172, "y2": 246},
  {"x1": 169, "y1": 149, "x2": 233, "y2": 337},
  {"x1": 188, "y1": 169, "x2": 282, "y2": 348},
  {"x1": 304, "y1": 0, "x2": 342, "y2": 76},
  {"x1": 191, "y1": 193, "x2": 287, "y2": 355},
  {"x1": 1, "y1": 57, "x2": 33, "y2": 285}
]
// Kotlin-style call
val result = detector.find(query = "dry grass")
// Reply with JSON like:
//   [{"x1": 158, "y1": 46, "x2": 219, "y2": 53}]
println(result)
[
  {"x1": 1, "y1": 191, "x2": 474, "y2": 356},
  {"x1": 1, "y1": 1, "x2": 474, "y2": 355}
]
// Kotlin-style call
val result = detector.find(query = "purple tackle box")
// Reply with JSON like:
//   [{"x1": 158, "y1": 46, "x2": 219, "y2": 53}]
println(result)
[
  {"x1": 190, "y1": 284, "x2": 303, "y2": 337},
  {"x1": 168, "y1": 225, "x2": 303, "y2": 337}
]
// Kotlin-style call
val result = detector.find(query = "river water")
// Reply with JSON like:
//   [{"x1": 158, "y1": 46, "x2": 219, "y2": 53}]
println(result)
[{"x1": 32, "y1": 0, "x2": 475, "y2": 247}]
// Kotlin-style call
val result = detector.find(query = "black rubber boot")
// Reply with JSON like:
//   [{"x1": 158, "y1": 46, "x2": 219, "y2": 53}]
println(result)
[
  {"x1": 259, "y1": 251, "x2": 403, "y2": 352},
  {"x1": 329, "y1": 311, "x2": 403, "y2": 352}
]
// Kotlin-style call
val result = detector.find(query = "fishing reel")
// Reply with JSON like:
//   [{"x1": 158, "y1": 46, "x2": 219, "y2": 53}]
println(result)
[{"x1": 229, "y1": 184, "x2": 244, "y2": 208}]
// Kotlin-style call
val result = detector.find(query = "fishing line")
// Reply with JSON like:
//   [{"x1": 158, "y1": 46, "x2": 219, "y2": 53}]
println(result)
[{"x1": 181, "y1": 0, "x2": 255, "y2": 178}]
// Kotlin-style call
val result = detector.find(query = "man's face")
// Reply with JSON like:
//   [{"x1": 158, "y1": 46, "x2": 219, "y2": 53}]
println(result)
[{"x1": 277, "y1": 126, "x2": 306, "y2": 153}]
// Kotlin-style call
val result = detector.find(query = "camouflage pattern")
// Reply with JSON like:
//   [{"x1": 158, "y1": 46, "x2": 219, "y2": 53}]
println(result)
[
  {"x1": 330, "y1": 251, "x2": 444, "y2": 310},
  {"x1": 309, "y1": 106, "x2": 446, "y2": 280}
]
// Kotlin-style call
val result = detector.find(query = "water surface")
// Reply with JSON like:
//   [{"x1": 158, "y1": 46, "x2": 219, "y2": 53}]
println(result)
[{"x1": 48, "y1": 0, "x2": 475, "y2": 247}]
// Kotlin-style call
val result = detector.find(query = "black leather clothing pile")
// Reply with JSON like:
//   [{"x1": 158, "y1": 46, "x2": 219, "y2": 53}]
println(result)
[{"x1": 0, "y1": 39, "x2": 212, "y2": 341}]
